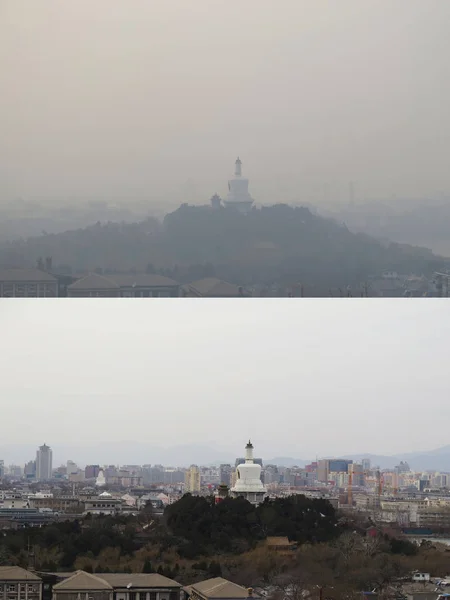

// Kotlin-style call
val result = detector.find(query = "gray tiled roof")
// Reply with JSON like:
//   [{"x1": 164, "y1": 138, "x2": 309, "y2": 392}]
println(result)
[
  {"x1": 105, "y1": 274, "x2": 178, "y2": 287},
  {"x1": 53, "y1": 571, "x2": 113, "y2": 591},
  {"x1": 68, "y1": 274, "x2": 120, "y2": 290},
  {"x1": 186, "y1": 578, "x2": 257, "y2": 599},
  {"x1": 68, "y1": 273, "x2": 178, "y2": 290},
  {"x1": 97, "y1": 573, "x2": 181, "y2": 588},
  {"x1": 0, "y1": 269, "x2": 56, "y2": 283},
  {"x1": 0, "y1": 567, "x2": 42, "y2": 581},
  {"x1": 188, "y1": 278, "x2": 242, "y2": 297},
  {"x1": 52, "y1": 571, "x2": 180, "y2": 590}
]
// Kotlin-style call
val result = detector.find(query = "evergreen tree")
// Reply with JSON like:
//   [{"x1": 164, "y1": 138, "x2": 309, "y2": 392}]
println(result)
[{"x1": 142, "y1": 559, "x2": 153, "y2": 573}]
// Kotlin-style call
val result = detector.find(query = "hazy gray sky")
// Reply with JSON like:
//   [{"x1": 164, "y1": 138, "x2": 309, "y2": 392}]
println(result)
[
  {"x1": 2, "y1": 300, "x2": 449, "y2": 465},
  {"x1": 2, "y1": 0, "x2": 450, "y2": 205}
]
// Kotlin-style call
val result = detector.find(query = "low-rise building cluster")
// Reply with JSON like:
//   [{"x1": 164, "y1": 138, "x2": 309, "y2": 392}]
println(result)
[
  {"x1": 0, "y1": 569, "x2": 258, "y2": 600},
  {"x1": 0, "y1": 266, "x2": 445, "y2": 298}
]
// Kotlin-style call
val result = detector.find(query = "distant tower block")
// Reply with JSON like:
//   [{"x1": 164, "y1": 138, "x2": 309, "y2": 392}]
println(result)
[{"x1": 223, "y1": 157, "x2": 254, "y2": 213}]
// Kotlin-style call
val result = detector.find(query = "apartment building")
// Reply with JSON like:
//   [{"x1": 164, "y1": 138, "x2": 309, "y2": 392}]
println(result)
[
  {"x1": 185, "y1": 466, "x2": 201, "y2": 493},
  {"x1": 36, "y1": 445, "x2": 52, "y2": 482},
  {"x1": 28, "y1": 496, "x2": 81, "y2": 513},
  {"x1": 416, "y1": 507, "x2": 450, "y2": 529},
  {"x1": 0, "y1": 567, "x2": 42, "y2": 600}
]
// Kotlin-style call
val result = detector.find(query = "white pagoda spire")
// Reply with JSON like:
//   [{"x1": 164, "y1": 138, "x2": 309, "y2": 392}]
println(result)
[
  {"x1": 245, "y1": 440, "x2": 254, "y2": 462},
  {"x1": 224, "y1": 157, "x2": 254, "y2": 213},
  {"x1": 230, "y1": 440, "x2": 266, "y2": 505},
  {"x1": 235, "y1": 157, "x2": 242, "y2": 177},
  {"x1": 96, "y1": 469, "x2": 106, "y2": 487}
]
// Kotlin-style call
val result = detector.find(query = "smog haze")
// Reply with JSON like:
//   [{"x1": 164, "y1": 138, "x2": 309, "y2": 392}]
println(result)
[{"x1": 2, "y1": 0, "x2": 450, "y2": 205}]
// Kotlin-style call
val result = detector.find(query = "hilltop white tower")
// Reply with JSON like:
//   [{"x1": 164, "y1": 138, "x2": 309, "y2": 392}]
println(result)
[
  {"x1": 95, "y1": 469, "x2": 106, "y2": 487},
  {"x1": 223, "y1": 157, "x2": 254, "y2": 213},
  {"x1": 230, "y1": 441, "x2": 266, "y2": 505}
]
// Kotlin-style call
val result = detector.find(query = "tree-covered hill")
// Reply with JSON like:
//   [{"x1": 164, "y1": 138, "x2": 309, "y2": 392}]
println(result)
[
  {"x1": 0, "y1": 204, "x2": 447, "y2": 291},
  {"x1": 164, "y1": 494, "x2": 341, "y2": 557}
]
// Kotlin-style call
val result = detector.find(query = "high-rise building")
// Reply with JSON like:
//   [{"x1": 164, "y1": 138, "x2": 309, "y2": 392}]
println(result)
[
  {"x1": 317, "y1": 459, "x2": 353, "y2": 482},
  {"x1": 317, "y1": 459, "x2": 329, "y2": 482},
  {"x1": 362, "y1": 459, "x2": 371, "y2": 472},
  {"x1": 329, "y1": 459, "x2": 352, "y2": 473},
  {"x1": 8, "y1": 465, "x2": 22, "y2": 478},
  {"x1": 24, "y1": 460, "x2": 36, "y2": 480},
  {"x1": 349, "y1": 463, "x2": 365, "y2": 487},
  {"x1": 219, "y1": 464, "x2": 233, "y2": 486},
  {"x1": 0, "y1": 460, "x2": 4, "y2": 479},
  {"x1": 263, "y1": 465, "x2": 280, "y2": 485},
  {"x1": 85, "y1": 465, "x2": 100, "y2": 479},
  {"x1": 36, "y1": 444, "x2": 53, "y2": 481},
  {"x1": 395, "y1": 461, "x2": 410, "y2": 474},
  {"x1": 185, "y1": 465, "x2": 201, "y2": 493}
]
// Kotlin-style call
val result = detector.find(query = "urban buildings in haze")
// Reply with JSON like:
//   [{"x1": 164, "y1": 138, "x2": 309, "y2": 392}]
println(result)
[
  {"x1": 35, "y1": 444, "x2": 52, "y2": 481},
  {"x1": 185, "y1": 465, "x2": 201, "y2": 493}
]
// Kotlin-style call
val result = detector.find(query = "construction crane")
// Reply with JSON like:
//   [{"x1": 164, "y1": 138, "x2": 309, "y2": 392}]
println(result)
[
  {"x1": 348, "y1": 469, "x2": 353, "y2": 507},
  {"x1": 376, "y1": 470, "x2": 382, "y2": 504}
]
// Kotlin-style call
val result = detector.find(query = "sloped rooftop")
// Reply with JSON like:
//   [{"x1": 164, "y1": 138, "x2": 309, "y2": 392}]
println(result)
[
  {"x1": 68, "y1": 273, "x2": 178, "y2": 290},
  {"x1": 0, "y1": 567, "x2": 42, "y2": 581},
  {"x1": 188, "y1": 278, "x2": 242, "y2": 297},
  {"x1": 186, "y1": 577, "x2": 256, "y2": 599},
  {"x1": 0, "y1": 268, "x2": 56, "y2": 282},
  {"x1": 53, "y1": 571, "x2": 113, "y2": 591},
  {"x1": 51, "y1": 572, "x2": 181, "y2": 590},
  {"x1": 97, "y1": 573, "x2": 181, "y2": 588}
]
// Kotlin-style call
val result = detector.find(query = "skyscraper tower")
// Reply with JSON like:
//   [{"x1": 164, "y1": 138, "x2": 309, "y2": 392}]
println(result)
[{"x1": 36, "y1": 443, "x2": 53, "y2": 481}]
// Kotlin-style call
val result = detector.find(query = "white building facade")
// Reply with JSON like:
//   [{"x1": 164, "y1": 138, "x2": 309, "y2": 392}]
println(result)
[
  {"x1": 223, "y1": 158, "x2": 254, "y2": 213},
  {"x1": 230, "y1": 441, "x2": 266, "y2": 505}
]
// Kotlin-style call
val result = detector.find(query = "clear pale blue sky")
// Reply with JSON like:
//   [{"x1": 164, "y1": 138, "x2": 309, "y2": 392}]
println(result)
[{"x1": 2, "y1": 300, "x2": 449, "y2": 464}]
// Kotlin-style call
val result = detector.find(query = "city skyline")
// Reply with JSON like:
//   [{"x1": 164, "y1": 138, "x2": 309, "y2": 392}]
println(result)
[{"x1": 3, "y1": 440, "x2": 450, "y2": 471}]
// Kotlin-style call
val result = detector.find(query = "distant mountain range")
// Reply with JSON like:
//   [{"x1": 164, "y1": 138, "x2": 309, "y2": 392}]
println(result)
[
  {"x1": 2, "y1": 443, "x2": 450, "y2": 472},
  {"x1": 266, "y1": 447, "x2": 450, "y2": 472}
]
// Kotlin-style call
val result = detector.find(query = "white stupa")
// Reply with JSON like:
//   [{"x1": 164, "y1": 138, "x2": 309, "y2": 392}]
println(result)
[
  {"x1": 95, "y1": 469, "x2": 106, "y2": 487},
  {"x1": 230, "y1": 440, "x2": 266, "y2": 505},
  {"x1": 223, "y1": 157, "x2": 254, "y2": 213}
]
